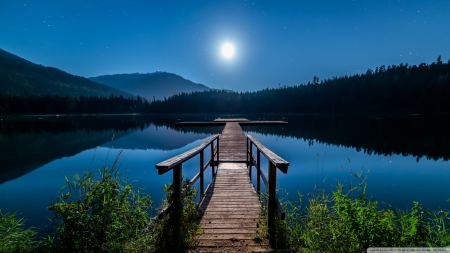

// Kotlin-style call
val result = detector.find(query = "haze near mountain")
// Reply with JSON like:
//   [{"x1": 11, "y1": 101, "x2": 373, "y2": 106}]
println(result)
[
  {"x1": 0, "y1": 49, "x2": 133, "y2": 98},
  {"x1": 90, "y1": 72, "x2": 210, "y2": 100}
]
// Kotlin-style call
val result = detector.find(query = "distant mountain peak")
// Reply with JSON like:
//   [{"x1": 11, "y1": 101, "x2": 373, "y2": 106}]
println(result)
[
  {"x1": 0, "y1": 48, "x2": 133, "y2": 98},
  {"x1": 90, "y1": 72, "x2": 210, "y2": 100}
]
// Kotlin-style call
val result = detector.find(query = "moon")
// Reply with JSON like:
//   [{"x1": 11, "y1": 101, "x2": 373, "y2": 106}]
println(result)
[{"x1": 221, "y1": 43, "x2": 235, "y2": 58}]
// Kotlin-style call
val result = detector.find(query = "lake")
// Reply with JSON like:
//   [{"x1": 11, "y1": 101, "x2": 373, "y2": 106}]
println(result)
[{"x1": 0, "y1": 114, "x2": 449, "y2": 232}]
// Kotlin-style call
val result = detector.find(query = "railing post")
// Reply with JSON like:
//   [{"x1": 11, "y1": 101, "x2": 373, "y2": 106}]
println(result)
[
  {"x1": 249, "y1": 142, "x2": 253, "y2": 179},
  {"x1": 246, "y1": 138, "x2": 249, "y2": 166},
  {"x1": 173, "y1": 163, "x2": 182, "y2": 243},
  {"x1": 257, "y1": 149, "x2": 261, "y2": 196},
  {"x1": 217, "y1": 137, "x2": 220, "y2": 163},
  {"x1": 211, "y1": 141, "x2": 214, "y2": 179},
  {"x1": 268, "y1": 161, "x2": 276, "y2": 246},
  {"x1": 200, "y1": 149, "x2": 204, "y2": 199}
]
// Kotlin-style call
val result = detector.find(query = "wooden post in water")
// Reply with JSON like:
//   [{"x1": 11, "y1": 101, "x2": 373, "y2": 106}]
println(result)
[
  {"x1": 268, "y1": 161, "x2": 277, "y2": 246},
  {"x1": 257, "y1": 149, "x2": 261, "y2": 195},
  {"x1": 173, "y1": 163, "x2": 182, "y2": 243},
  {"x1": 211, "y1": 141, "x2": 214, "y2": 178},
  {"x1": 200, "y1": 150, "x2": 204, "y2": 198}
]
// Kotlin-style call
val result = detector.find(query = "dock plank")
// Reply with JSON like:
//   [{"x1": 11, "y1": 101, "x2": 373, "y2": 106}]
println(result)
[
  {"x1": 195, "y1": 162, "x2": 270, "y2": 252},
  {"x1": 218, "y1": 122, "x2": 248, "y2": 163}
]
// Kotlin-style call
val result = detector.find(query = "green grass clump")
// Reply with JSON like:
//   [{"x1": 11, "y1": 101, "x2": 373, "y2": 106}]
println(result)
[
  {"x1": 0, "y1": 209, "x2": 37, "y2": 253},
  {"x1": 152, "y1": 179, "x2": 201, "y2": 252},
  {"x1": 47, "y1": 165, "x2": 154, "y2": 252},
  {"x1": 275, "y1": 172, "x2": 450, "y2": 252},
  {"x1": 45, "y1": 166, "x2": 201, "y2": 252}
]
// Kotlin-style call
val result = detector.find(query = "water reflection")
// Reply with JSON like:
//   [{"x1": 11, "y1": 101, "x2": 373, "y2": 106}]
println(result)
[
  {"x1": 0, "y1": 114, "x2": 449, "y2": 230},
  {"x1": 0, "y1": 115, "x2": 222, "y2": 184}
]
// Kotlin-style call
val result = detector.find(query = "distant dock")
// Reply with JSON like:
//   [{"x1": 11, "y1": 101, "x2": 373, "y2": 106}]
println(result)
[{"x1": 175, "y1": 118, "x2": 288, "y2": 127}]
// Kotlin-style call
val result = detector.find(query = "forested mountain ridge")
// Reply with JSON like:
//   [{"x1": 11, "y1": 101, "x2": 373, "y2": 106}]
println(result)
[
  {"x1": 0, "y1": 48, "x2": 133, "y2": 98},
  {"x1": 89, "y1": 72, "x2": 210, "y2": 100},
  {"x1": 150, "y1": 56, "x2": 450, "y2": 114},
  {"x1": 1, "y1": 57, "x2": 449, "y2": 114}
]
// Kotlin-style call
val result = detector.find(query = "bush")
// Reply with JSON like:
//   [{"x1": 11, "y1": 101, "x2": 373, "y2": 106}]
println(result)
[
  {"x1": 152, "y1": 179, "x2": 201, "y2": 252},
  {"x1": 280, "y1": 172, "x2": 450, "y2": 252},
  {"x1": 47, "y1": 165, "x2": 153, "y2": 252},
  {"x1": 0, "y1": 209, "x2": 36, "y2": 253}
]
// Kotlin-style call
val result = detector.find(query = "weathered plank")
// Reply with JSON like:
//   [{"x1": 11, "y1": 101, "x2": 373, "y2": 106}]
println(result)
[
  {"x1": 218, "y1": 123, "x2": 247, "y2": 162},
  {"x1": 156, "y1": 134, "x2": 219, "y2": 173},
  {"x1": 239, "y1": 121, "x2": 288, "y2": 125},
  {"x1": 213, "y1": 118, "x2": 250, "y2": 122},
  {"x1": 248, "y1": 135, "x2": 289, "y2": 173},
  {"x1": 195, "y1": 163, "x2": 269, "y2": 252}
]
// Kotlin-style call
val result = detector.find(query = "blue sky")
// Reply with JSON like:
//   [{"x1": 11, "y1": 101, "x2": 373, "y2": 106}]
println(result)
[{"x1": 1, "y1": 0, "x2": 449, "y2": 91}]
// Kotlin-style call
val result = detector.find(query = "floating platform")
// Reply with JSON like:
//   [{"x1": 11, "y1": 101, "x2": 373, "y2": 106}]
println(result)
[{"x1": 176, "y1": 119, "x2": 288, "y2": 127}]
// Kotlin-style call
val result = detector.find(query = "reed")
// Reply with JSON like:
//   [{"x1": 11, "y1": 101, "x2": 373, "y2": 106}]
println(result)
[{"x1": 265, "y1": 171, "x2": 450, "y2": 252}]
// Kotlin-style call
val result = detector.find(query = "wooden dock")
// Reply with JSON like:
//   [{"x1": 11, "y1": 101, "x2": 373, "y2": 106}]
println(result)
[
  {"x1": 156, "y1": 119, "x2": 289, "y2": 252},
  {"x1": 196, "y1": 123, "x2": 270, "y2": 252}
]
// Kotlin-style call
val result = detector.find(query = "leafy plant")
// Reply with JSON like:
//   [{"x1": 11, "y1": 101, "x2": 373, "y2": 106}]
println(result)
[
  {"x1": 277, "y1": 170, "x2": 450, "y2": 252},
  {"x1": 0, "y1": 209, "x2": 36, "y2": 253},
  {"x1": 152, "y1": 178, "x2": 201, "y2": 252},
  {"x1": 47, "y1": 165, "x2": 153, "y2": 252}
]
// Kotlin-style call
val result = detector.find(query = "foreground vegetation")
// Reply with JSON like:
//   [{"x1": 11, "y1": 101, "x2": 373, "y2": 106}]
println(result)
[
  {"x1": 0, "y1": 164, "x2": 199, "y2": 253},
  {"x1": 1, "y1": 167, "x2": 449, "y2": 252},
  {"x1": 269, "y1": 171, "x2": 450, "y2": 252}
]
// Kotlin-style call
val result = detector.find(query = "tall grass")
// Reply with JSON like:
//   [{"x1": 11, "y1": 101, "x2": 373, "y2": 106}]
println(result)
[
  {"x1": 268, "y1": 171, "x2": 450, "y2": 252},
  {"x1": 47, "y1": 165, "x2": 154, "y2": 252},
  {"x1": 0, "y1": 209, "x2": 37, "y2": 253},
  {"x1": 45, "y1": 166, "x2": 200, "y2": 252},
  {"x1": 0, "y1": 157, "x2": 200, "y2": 252}
]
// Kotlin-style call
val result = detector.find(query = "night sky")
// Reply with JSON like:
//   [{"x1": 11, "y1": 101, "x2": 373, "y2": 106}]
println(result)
[{"x1": 1, "y1": 0, "x2": 450, "y2": 91}]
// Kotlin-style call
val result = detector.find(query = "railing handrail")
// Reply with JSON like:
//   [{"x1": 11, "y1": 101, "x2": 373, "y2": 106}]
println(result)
[
  {"x1": 154, "y1": 134, "x2": 219, "y2": 220},
  {"x1": 156, "y1": 134, "x2": 220, "y2": 174},
  {"x1": 249, "y1": 152, "x2": 286, "y2": 220},
  {"x1": 247, "y1": 135, "x2": 289, "y2": 173},
  {"x1": 247, "y1": 134, "x2": 290, "y2": 246}
]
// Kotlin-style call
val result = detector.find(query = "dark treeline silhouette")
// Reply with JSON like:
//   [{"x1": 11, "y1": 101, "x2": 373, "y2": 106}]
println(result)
[
  {"x1": 0, "y1": 94, "x2": 151, "y2": 114},
  {"x1": 1, "y1": 57, "x2": 449, "y2": 115},
  {"x1": 151, "y1": 56, "x2": 450, "y2": 114}
]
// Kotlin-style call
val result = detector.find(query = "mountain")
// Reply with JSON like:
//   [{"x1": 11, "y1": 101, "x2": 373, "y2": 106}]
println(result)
[
  {"x1": 89, "y1": 72, "x2": 210, "y2": 100},
  {"x1": 0, "y1": 48, "x2": 133, "y2": 98}
]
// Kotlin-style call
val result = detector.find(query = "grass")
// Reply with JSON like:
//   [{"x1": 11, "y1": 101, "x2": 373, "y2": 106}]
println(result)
[
  {"x1": 253, "y1": 233, "x2": 263, "y2": 243},
  {"x1": 264, "y1": 170, "x2": 450, "y2": 252},
  {"x1": 2, "y1": 154, "x2": 449, "y2": 252},
  {"x1": 0, "y1": 151, "x2": 201, "y2": 252},
  {"x1": 0, "y1": 209, "x2": 37, "y2": 253}
]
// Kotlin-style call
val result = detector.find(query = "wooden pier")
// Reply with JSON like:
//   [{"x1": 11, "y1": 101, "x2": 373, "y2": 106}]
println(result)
[{"x1": 156, "y1": 119, "x2": 289, "y2": 252}]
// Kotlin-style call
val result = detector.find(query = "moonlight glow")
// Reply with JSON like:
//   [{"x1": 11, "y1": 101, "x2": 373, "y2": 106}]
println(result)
[{"x1": 221, "y1": 43, "x2": 235, "y2": 58}]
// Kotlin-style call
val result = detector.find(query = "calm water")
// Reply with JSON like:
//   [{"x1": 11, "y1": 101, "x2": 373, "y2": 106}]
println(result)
[{"x1": 0, "y1": 114, "x2": 449, "y2": 232}]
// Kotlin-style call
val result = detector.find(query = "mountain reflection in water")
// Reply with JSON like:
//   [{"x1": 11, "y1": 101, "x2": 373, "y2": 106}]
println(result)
[
  {"x1": 0, "y1": 114, "x2": 449, "y2": 231},
  {"x1": 1, "y1": 114, "x2": 449, "y2": 185}
]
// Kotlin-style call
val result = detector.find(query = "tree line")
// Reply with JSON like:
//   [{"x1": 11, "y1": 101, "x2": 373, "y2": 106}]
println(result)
[{"x1": 1, "y1": 56, "x2": 449, "y2": 115}]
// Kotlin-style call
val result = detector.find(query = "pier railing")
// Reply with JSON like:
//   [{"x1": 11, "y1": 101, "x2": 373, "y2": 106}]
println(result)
[
  {"x1": 247, "y1": 135, "x2": 289, "y2": 242},
  {"x1": 155, "y1": 134, "x2": 220, "y2": 219}
]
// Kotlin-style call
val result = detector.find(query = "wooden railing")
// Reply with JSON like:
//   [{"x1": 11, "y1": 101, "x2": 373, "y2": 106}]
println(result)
[
  {"x1": 155, "y1": 134, "x2": 220, "y2": 219},
  {"x1": 247, "y1": 135, "x2": 289, "y2": 243}
]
